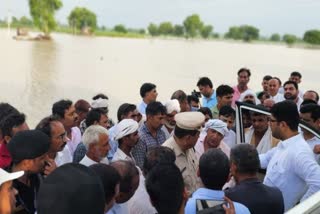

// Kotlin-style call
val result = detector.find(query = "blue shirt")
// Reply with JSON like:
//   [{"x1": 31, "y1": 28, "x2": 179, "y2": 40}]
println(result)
[
  {"x1": 137, "y1": 101, "x2": 147, "y2": 115},
  {"x1": 260, "y1": 134, "x2": 320, "y2": 211},
  {"x1": 107, "y1": 125, "x2": 118, "y2": 160},
  {"x1": 185, "y1": 188, "x2": 250, "y2": 214},
  {"x1": 202, "y1": 91, "x2": 217, "y2": 109}
]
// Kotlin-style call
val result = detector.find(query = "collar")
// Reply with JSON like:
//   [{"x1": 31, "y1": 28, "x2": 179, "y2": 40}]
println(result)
[
  {"x1": 115, "y1": 148, "x2": 133, "y2": 161},
  {"x1": 80, "y1": 155, "x2": 98, "y2": 166},
  {"x1": 279, "y1": 133, "x2": 302, "y2": 149},
  {"x1": 238, "y1": 177, "x2": 260, "y2": 185},
  {"x1": 194, "y1": 188, "x2": 225, "y2": 200},
  {"x1": 170, "y1": 136, "x2": 185, "y2": 157}
]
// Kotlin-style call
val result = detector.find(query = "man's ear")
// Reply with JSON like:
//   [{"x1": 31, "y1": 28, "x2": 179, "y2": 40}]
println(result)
[{"x1": 315, "y1": 119, "x2": 320, "y2": 129}]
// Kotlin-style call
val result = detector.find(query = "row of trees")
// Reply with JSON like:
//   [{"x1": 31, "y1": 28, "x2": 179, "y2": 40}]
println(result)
[
  {"x1": 147, "y1": 14, "x2": 215, "y2": 39},
  {"x1": 13, "y1": 1, "x2": 320, "y2": 44}
]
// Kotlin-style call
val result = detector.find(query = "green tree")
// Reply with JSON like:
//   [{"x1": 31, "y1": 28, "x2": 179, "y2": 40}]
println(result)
[
  {"x1": 173, "y1": 25, "x2": 184, "y2": 37},
  {"x1": 29, "y1": 0, "x2": 62, "y2": 36},
  {"x1": 114, "y1": 24, "x2": 127, "y2": 33},
  {"x1": 270, "y1": 33, "x2": 281, "y2": 41},
  {"x1": 158, "y1": 22, "x2": 173, "y2": 35},
  {"x1": 241, "y1": 25, "x2": 259, "y2": 41},
  {"x1": 200, "y1": 25, "x2": 213, "y2": 39},
  {"x1": 148, "y1": 23, "x2": 159, "y2": 36},
  {"x1": 138, "y1": 29, "x2": 146, "y2": 34},
  {"x1": 225, "y1": 25, "x2": 259, "y2": 41},
  {"x1": 225, "y1": 26, "x2": 242, "y2": 40},
  {"x1": 303, "y1": 30, "x2": 320, "y2": 45},
  {"x1": 183, "y1": 14, "x2": 203, "y2": 38},
  {"x1": 19, "y1": 16, "x2": 33, "y2": 26},
  {"x1": 283, "y1": 34, "x2": 297, "y2": 45},
  {"x1": 68, "y1": 7, "x2": 97, "y2": 32}
]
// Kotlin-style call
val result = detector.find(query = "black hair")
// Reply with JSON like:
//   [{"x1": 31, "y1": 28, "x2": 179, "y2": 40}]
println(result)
[
  {"x1": 197, "y1": 77, "x2": 213, "y2": 88},
  {"x1": 174, "y1": 125, "x2": 199, "y2": 138},
  {"x1": 35, "y1": 115, "x2": 61, "y2": 138},
  {"x1": 140, "y1": 83, "x2": 156, "y2": 98},
  {"x1": 92, "y1": 93, "x2": 109, "y2": 100},
  {"x1": 219, "y1": 105, "x2": 235, "y2": 118},
  {"x1": 290, "y1": 71, "x2": 302, "y2": 79},
  {"x1": 216, "y1": 85, "x2": 234, "y2": 97},
  {"x1": 145, "y1": 163, "x2": 184, "y2": 214},
  {"x1": 171, "y1": 90, "x2": 187, "y2": 103},
  {"x1": 199, "y1": 149, "x2": 230, "y2": 190},
  {"x1": 198, "y1": 107, "x2": 213, "y2": 119},
  {"x1": 230, "y1": 144, "x2": 260, "y2": 174},
  {"x1": 187, "y1": 95, "x2": 199, "y2": 104},
  {"x1": 146, "y1": 101, "x2": 166, "y2": 116},
  {"x1": 237, "y1": 68, "x2": 251, "y2": 77},
  {"x1": 110, "y1": 160, "x2": 139, "y2": 193},
  {"x1": 257, "y1": 91, "x2": 270, "y2": 100},
  {"x1": 300, "y1": 104, "x2": 320, "y2": 122},
  {"x1": 0, "y1": 112, "x2": 26, "y2": 138},
  {"x1": 301, "y1": 99, "x2": 317, "y2": 107},
  {"x1": 283, "y1": 80, "x2": 298, "y2": 90},
  {"x1": 89, "y1": 164, "x2": 121, "y2": 205},
  {"x1": 52, "y1": 100, "x2": 73, "y2": 119},
  {"x1": 0, "y1": 103, "x2": 19, "y2": 121},
  {"x1": 263, "y1": 75, "x2": 273, "y2": 81},
  {"x1": 117, "y1": 103, "x2": 137, "y2": 122},
  {"x1": 143, "y1": 147, "x2": 176, "y2": 175},
  {"x1": 271, "y1": 100, "x2": 299, "y2": 131},
  {"x1": 85, "y1": 109, "x2": 106, "y2": 127}
]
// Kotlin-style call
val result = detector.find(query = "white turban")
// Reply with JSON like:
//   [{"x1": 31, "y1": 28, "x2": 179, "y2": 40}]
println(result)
[
  {"x1": 164, "y1": 99, "x2": 181, "y2": 114},
  {"x1": 91, "y1": 98, "x2": 108, "y2": 109},
  {"x1": 203, "y1": 119, "x2": 228, "y2": 136},
  {"x1": 114, "y1": 119, "x2": 139, "y2": 141},
  {"x1": 239, "y1": 89, "x2": 261, "y2": 105}
]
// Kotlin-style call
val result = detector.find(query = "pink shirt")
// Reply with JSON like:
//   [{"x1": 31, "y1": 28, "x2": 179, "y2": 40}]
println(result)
[
  {"x1": 232, "y1": 85, "x2": 249, "y2": 107},
  {"x1": 0, "y1": 141, "x2": 11, "y2": 168}
]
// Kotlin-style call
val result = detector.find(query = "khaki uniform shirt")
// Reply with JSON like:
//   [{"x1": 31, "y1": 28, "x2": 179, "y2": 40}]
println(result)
[{"x1": 162, "y1": 136, "x2": 199, "y2": 193}]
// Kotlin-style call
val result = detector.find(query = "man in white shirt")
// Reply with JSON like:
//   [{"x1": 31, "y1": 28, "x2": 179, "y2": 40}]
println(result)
[
  {"x1": 300, "y1": 103, "x2": 320, "y2": 164},
  {"x1": 80, "y1": 125, "x2": 110, "y2": 167},
  {"x1": 112, "y1": 119, "x2": 139, "y2": 163},
  {"x1": 259, "y1": 101, "x2": 320, "y2": 211},
  {"x1": 268, "y1": 78, "x2": 284, "y2": 103},
  {"x1": 195, "y1": 119, "x2": 230, "y2": 159},
  {"x1": 162, "y1": 99, "x2": 181, "y2": 139},
  {"x1": 283, "y1": 81, "x2": 303, "y2": 111}
]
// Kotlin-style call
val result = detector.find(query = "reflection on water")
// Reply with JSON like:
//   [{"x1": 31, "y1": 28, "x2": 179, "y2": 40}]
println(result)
[{"x1": 1, "y1": 29, "x2": 320, "y2": 127}]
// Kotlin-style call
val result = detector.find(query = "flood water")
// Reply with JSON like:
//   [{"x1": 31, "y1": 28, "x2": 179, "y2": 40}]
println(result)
[{"x1": 1, "y1": 29, "x2": 320, "y2": 127}]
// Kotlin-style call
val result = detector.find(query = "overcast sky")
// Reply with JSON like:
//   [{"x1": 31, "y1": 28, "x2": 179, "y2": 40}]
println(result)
[{"x1": 1, "y1": 0, "x2": 320, "y2": 37}]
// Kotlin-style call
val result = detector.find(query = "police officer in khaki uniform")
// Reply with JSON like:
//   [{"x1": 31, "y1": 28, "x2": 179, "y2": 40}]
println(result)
[{"x1": 162, "y1": 112, "x2": 205, "y2": 193}]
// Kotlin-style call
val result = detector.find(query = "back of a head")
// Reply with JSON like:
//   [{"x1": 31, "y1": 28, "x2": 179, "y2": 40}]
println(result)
[
  {"x1": 89, "y1": 164, "x2": 121, "y2": 204},
  {"x1": 52, "y1": 99, "x2": 72, "y2": 118},
  {"x1": 37, "y1": 163, "x2": 105, "y2": 214},
  {"x1": 198, "y1": 107, "x2": 213, "y2": 119},
  {"x1": 146, "y1": 101, "x2": 166, "y2": 116},
  {"x1": 143, "y1": 147, "x2": 176, "y2": 175},
  {"x1": 271, "y1": 100, "x2": 299, "y2": 131},
  {"x1": 230, "y1": 144, "x2": 260, "y2": 175},
  {"x1": 110, "y1": 160, "x2": 139, "y2": 194},
  {"x1": 0, "y1": 112, "x2": 26, "y2": 138},
  {"x1": 74, "y1": 99, "x2": 90, "y2": 112},
  {"x1": 0, "y1": 103, "x2": 19, "y2": 121},
  {"x1": 199, "y1": 149, "x2": 230, "y2": 190},
  {"x1": 171, "y1": 90, "x2": 187, "y2": 103},
  {"x1": 35, "y1": 116, "x2": 60, "y2": 138},
  {"x1": 290, "y1": 71, "x2": 302, "y2": 79},
  {"x1": 145, "y1": 163, "x2": 184, "y2": 214},
  {"x1": 263, "y1": 75, "x2": 272, "y2": 81},
  {"x1": 85, "y1": 108, "x2": 105, "y2": 127},
  {"x1": 140, "y1": 83, "x2": 156, "y2": 98}
]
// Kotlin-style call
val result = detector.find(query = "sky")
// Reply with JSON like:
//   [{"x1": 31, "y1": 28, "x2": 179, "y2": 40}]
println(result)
[{"x1": 1, "y1": 0, "x2": 320, "y2": 37}]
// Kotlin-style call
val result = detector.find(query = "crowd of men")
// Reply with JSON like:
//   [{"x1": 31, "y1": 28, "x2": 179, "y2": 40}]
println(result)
[{"x1": 1, "y1": 69, "x2": 320, "y2": 214}]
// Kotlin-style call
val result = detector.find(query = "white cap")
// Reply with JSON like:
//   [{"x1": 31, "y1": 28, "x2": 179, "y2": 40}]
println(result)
[
  {"x1": 175, "y1": 112, "x2": 205, "y2": 131},
  {"x1": 0, "y1": 168, "x2": 24, "y2": 186},
  {"x1": 114, "y1": 119, "x2": 139, "y2": 141},
  {"x1": 204, "y1": 119, "x2": 228, "y2": 136},
  {"x1": 164, "y1": 99, "x2": 181, "y2": 114},
  {"x1": 91, "y1": 98, "x2": 108, "y2": 109}
]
